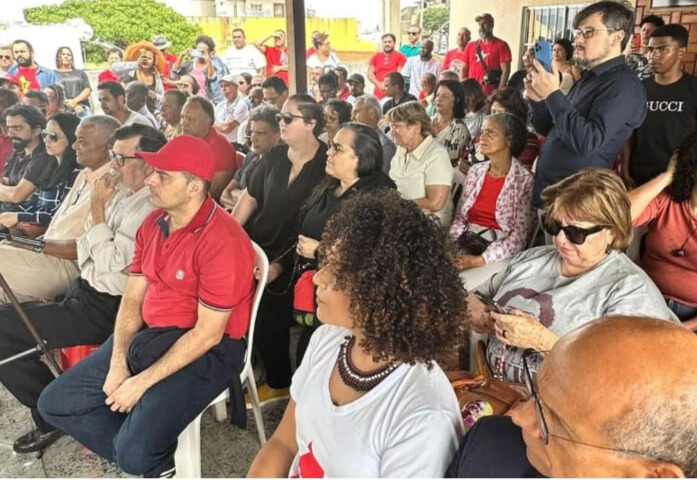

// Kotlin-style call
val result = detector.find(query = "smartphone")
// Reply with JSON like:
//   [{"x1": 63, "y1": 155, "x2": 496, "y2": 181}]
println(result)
[
  {"x1": 632, "y1": 33, "x2": 641, "y2": 49},
  {"x1": 190, "y1": 49, "x2": 202, "y2": 58},
  {"x1": 473, "y1": 291, "x2": 506, "y2": 313}
]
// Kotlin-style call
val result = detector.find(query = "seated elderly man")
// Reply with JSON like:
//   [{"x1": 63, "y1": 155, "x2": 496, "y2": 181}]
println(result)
[
  {"x1": 351, "y1": 94, "x2": 396, "y2": 174},
  {"x1": 0, "y1": 124, "x2": 166, "y2": 454},
  {"x1": 0, "y1": 115, "x2": 120, "y2": 302},
  {"x1": 38, "y1": 135, "x2": 256, "y2": 478},
  {"x1": 447, "y1": 316, "x2": 697, "y2": 477},
  {"x1": 180, "y1": 96, "x2": 238, "y2": 199}
]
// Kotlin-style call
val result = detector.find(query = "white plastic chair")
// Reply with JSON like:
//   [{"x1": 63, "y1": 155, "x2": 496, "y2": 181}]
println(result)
[{"x1": 174, "y1": 241, "x2": 269, "y2": 478}]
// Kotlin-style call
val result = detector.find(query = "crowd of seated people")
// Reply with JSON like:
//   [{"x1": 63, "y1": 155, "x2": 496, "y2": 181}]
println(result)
[{"x1": 0, "y1": 0, "x2": 695, "y2": 477}]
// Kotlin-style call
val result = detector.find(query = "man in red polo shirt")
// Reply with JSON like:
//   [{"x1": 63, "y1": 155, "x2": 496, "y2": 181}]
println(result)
[
  {"x1": 38, "y1": 135, "x2": 256, "y2": 478},
  {"x1": 255, "y1": 30, "x2": 289, "y2": 86},
  {"x1": 180, "y1": 96, "x2": 238, "y2": 200},
  {"x1": 368, "y1": 33, "x2": 407, "y2": 100},
  {"x1": 461, "y1": 13, "x2": 512, "y2": 95}
]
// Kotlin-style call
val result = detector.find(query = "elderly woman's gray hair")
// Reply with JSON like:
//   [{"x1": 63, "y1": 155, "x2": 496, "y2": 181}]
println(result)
[
  {"x1": 486, "y1": 112, "x2": 527, "y2": 158},
  {"x1": 354, "y1": 94, "x2": 382, "y2": 121},
  {"x1": 384, "y1": 101, "x2": 432, "y2": 137},
  {"x1": 249, "y1": 104, "x2": 281, "y2": 134}
]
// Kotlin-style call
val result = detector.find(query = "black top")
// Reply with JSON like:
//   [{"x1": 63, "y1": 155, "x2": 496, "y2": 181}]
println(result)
[
  {"x1": 0, "y1": 143, "x2": 57, "y2": 213},
  {"x1": 56, "y1": 69, "x2": 92, "y2": 107},
  {"x1": 233, "y1": 151, "x2": 263, "y2": 190},
  {"x1": 382, "y1": 92, "x2": 418, "y2": 114},
  {"x1": 508, "y1": 69, "x2": 527, "y2": 93},
  {"x1": 530, "y1": 55, "x2": 646, "y2": 207},
  {"x1": 631, "y1": 73, "x2": 697, "y2": 185},
  {"x1": 245, "y1": 142, "x2": 328, "y2": 262},
  {"x1": 446, "y1": 416, "x2": 544, "y2": 478}
]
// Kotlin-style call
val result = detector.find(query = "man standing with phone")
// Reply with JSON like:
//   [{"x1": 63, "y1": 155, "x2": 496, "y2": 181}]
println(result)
[{"x1": 625, "y1": 15, "x2": 665, "y2": 80}]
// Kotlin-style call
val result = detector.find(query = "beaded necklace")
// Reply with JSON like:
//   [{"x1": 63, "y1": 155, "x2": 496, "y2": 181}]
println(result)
[{"x1": 336, "y1": 335, "x2": 398, "y2": 391}]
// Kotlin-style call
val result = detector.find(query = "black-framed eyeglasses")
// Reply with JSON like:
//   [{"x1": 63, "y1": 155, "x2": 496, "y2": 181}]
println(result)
[
  {"x1": 408, "y1": 31, "x2": 419, "y2": 36},
  {"x1": 542, "y1": 219, "x2": 607, "y2": 245},
  {"x1": 522, "y1": 351, "x2": 652, "y2": 456},
  {"x1": 109, "y1": 150, "x2": 139, "y2": 166},
  {"x1": 41, "y1": 130, "x2": 59, "y2": 142},
  {"x1": 0, "y1": 55, "x2": 11, "y2": 60},
  {"x1": 573, "y1": 27, "x2": 618, "y2": 39},
  {"x1": 275, "y1": 112, "x2": 306, "y2": 125}
]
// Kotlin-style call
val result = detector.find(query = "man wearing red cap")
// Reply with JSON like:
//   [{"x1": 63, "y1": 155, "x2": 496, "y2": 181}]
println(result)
[
  {"x1": 461, "y1": 13, "x2": 512, "y2": 95},
  {"x1": 38, "y1": 135, "x2": 256, "y2": 478}
]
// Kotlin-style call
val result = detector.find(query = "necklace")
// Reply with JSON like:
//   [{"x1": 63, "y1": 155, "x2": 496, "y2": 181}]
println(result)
[{"x1": 336, "y1": 335, "x2": 398, "y2": 391}]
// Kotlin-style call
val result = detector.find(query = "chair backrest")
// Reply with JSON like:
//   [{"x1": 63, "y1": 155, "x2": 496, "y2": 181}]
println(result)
[
  {"x1": 451, "y1": 167, "x2": 467, "y2": 209},
  {"x1": 236, "y1": 151, "x2": 246, "y2": 167},
  {"x1": 244, "y1": 241, "x2": 269, "y2": 367}
]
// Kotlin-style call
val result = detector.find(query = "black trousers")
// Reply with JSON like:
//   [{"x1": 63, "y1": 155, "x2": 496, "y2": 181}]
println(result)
[
  {"x1": 0, "y1": 278, "x2": 120, "y2": 432},
  {"x1": 255, "y1": 275, "x2": 294, "y2": 389}
]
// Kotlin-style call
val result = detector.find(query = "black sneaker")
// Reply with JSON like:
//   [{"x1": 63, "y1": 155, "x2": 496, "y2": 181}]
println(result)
[{"x1": 13, "y1": 428, "x2": 64, "y2": 454}]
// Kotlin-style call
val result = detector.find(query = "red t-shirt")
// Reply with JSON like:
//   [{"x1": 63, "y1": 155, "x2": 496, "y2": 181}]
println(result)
[
  {"x1": 204, "y1": 128, "x2": 238, "y2": 174},
  {"x1": 338, "y1": 86, "x2": 351, "y2": 101},
  {"x1": 468, "y1": 174, "x2": 506, "y2": 230},
  {"x1": 17, "y1": 67, "x2": 40, "y2": 93},
  {"x1": 264, "y1": 46, "x2": 289, "y2": 86},
  {"x1": 463, "y1": 38, "x2": 512, "y2": 95},
  {"x1": 442, "y1": 47, "x2": 468, "y2": 75},
  {"x1": 98, "y1": 70, "x2": 120, "y2": 85},
  {"x1": 369, "y1": 51, "x2": 407, "y2": 100},
  {"x1": 0, "y1": 135, "x2": 13, "y2": 173},
  {"x1": 634, "y1": 192, "x2": 697, "y2": 307},
  {"x1": 130, "y1": 197, "x2": 256, "y2": 339},
  {"x1": 163, "y1": 52, "x2": 178, "y2": 91},
  {"x1": 306, "y1": 47, "x2": 316, "y2": 59}
]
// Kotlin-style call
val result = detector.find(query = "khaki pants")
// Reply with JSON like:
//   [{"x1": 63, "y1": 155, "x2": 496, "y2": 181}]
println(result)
[{"x1": 0, "y1": 243, "x2": 80, "y2": 303}]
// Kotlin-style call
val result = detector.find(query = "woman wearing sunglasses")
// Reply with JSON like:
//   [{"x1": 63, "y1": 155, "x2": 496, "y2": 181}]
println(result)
[
  {"x1": 0, "y1": 113, "x2": 81, "y2": 233},
  {"x1": 233, "y1": 93, "x2": 328, "y2": 404},
  {"x1": 468, "y1": 169, "x2": 677, "y2": 384},
  {"x1": 249, "y1": 189, "x2": 466, "y2": 478},
  {"x1": 629, "y1": 133, "x2": 697, "y2": 329}
]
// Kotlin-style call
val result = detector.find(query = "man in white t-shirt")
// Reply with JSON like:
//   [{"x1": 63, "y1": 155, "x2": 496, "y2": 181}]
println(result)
[
  {"x1": 214, "y1": 74, "x2": 249, "y2": 143},
  {"x1": 402, "y1": 39, "x2": 442, "y2": 97},
  {"x1": 221, "y1": 28, "x2": 267, "y2": 76}
]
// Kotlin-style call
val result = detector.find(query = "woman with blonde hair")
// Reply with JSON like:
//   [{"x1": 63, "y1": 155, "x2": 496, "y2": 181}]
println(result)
[
  {"x1": 386, "y1": 101, "x2": 454, "y2": 224},
  {"x1": 468, "y1": 169, "x2": 678, "y2": 384}
]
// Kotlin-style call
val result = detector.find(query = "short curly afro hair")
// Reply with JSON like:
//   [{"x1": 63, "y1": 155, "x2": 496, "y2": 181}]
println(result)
[{"x1": 318, "y1": 189, "x2": 469, "y2": 366}]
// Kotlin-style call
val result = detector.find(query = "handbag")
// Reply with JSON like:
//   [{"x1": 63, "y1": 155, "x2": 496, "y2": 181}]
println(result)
[
  {"x1": 456, "y1": 228, "x2": 493, "y2": 256},
  {"x1": 475, "y1": 42, "x2": 502, "y2": 86},
  {"x1": 293, "y1": 269, "x2": 321, "y2": 328},
  {"x1": 447, "y1": 341, "x2": 527, "y2": 431}
]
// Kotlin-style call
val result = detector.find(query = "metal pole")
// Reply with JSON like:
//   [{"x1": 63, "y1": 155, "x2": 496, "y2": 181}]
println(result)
[{"x1": 419, "y1": 0, "x2": 425, "y2": 31}]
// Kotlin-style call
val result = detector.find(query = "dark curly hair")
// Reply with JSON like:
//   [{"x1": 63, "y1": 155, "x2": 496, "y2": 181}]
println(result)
[
  {"x1": 669, "y1": 132, "x2": 697, "y2": 203},
  {"x1": 318, "y1": 189, "x2": 469, "y2": 365},
  {"x1": 488, "y1": 87, "x2": 529, "y2": 124}
]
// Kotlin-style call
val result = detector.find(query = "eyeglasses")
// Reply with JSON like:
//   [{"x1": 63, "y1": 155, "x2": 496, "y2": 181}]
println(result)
[
  {"x1": 573, "y1": 27, "x2": 618, "y2": 39},
  {"x1": 41, "y1": 130, "x2": 59, "y2": 142},
  {"x1": 252, "y1": 83, "x2": 262, "y2": 88},
  {"x1": 0, "y1": 55, "x2": 11, "y2": 60},
  {"x1": 542, "y1": 219, "x2": 606, "y2": 245},
  {"x1": 408, "y1": 31, "x2": 419, "y2": 36},
  {"x1": 522, "y1": 352, "x2": 652, "y2": 456},
  {"x1": 109, "y1": 150, "x2": 139, "y2": 166},
  {"x1": 275, "y1": 112, "x2": 306, "y2": 125}
]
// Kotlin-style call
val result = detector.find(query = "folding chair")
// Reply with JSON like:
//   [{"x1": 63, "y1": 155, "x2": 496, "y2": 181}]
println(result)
[{"x1": 174, "y1": 241, "x2": 269, "y2": 478}]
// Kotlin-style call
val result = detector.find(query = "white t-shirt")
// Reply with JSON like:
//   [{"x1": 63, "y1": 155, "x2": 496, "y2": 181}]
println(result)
[
  {"x1": 289, "y1": 325, "x2": 463, "y2": 478},
  {"x1": 306, "y1": 52, "x2": 340, "y2": 70},
  {"x1": 221, "y1": 45, "x2": 267, "y2": 76},
  {"x1": 214, "y1": 95, "x2": 249, "y2": 143},
  {"x1": 402, "y1": 57, "x2": 442, "y2": 97}
]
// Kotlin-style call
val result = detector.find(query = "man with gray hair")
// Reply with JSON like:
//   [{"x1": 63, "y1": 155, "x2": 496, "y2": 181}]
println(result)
[
  {"x1": 0, "y1": 115, "x2": 120, "y2": 302},
  {"x1": 351, "y1": 94, "x2": 396, "y2": 173}
]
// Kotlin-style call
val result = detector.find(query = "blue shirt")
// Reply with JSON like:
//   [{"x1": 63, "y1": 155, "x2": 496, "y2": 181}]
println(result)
[
  {"x1": 8, "y1": 64, "x2": 60, "y2": 91},
  {"x1": 530, "y1": 55, "x2": 646, "y2": 207}
]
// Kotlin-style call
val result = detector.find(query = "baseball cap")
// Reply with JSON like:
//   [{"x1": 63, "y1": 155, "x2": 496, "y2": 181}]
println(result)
[
  {"x1": 347, "y1": 73, "x2": 365, "y2": 86},
  {"x1": 136, "y1": 135, "x2": 215, "y2": 182},
  {"x1": 219, "y1": 74, "x2": 238, "y2": 85},
  {"x1": 475, "y1": 13, "x2": 494, "y2": 23},
  {"x1": 0, "y1": 74, "x2": 21, "y2": 87}
]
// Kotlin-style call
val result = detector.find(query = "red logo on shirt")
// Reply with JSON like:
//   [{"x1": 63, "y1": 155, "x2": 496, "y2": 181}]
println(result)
[{"x1": 292, "y1": 442, "x2": 325, "y2": 478}]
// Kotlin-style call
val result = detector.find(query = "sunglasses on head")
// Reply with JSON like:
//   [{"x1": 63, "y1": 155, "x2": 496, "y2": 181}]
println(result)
[
  {"x1": 275, "y1": 112, "x2": 306, "y2": 125},
  {"x1": 41, "y1": 130, "x2": 59, "y2": 142},
  {"x1": 543, "y1": 219, "x2": 607, "y2": 245}
]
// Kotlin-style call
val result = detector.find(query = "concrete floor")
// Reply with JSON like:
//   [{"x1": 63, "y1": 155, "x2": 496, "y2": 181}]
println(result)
[{"x1": 0, "y1": 374, "x2": 288, "y2": 478}]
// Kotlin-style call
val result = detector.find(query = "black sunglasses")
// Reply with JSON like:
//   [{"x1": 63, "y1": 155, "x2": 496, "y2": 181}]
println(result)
[
  {"x1": 109, "y1": 150, "x2": 139, "y2": 166},
  {"x1": 275, "y1": 112, "x2": 306, "y2": 125},
  {"x1": 0, "y1": 55, "x2": 11, "y2": 60},
  {"x1": 41, "y1": 130, "x2": 59, "y2": 142},
  {"x1": 408, "y1": 32, "x2": 419, "y2": 36},
  {"x1": 542, "y1": 219, "x2": 606, "y2": 245}
]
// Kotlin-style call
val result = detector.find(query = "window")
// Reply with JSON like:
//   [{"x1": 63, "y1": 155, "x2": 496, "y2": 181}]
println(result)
[
  {"x1": 273, "y1": 3, "x2": 285, "y2": 17},
  {"x1": 521, "y1": 4, "x2": 590, "y2": 46},
  {"x1": 248, "y1": 3, "x2": 263, "y2": 13}
]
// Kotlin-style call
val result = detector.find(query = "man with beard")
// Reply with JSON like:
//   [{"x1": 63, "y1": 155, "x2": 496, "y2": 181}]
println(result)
[
  {"x1": 443, "y1": 27, "x2": 471, "y2": 76},
  {"x1": 0, "y1": 104, "x2": 55, "y2": 213},
  {"x1": 526, "y1": 1, "x2": 646, "y2": 210},
  {"x1": 461, "y1": 14, "x2": 512, "y2": 95},
  {"x1": 402, "y1": 40, "x2": 442, "y2": 97},
  {"x1": 368, "y1": 34, "x2": 407, "y2": 101},
  {"x1": 8, "y1": 40, "x2": 59, "y2": 94},
  {"x1": 623, "y1": 25, "x2": 697, "y2": 187},
  {"x1": 97, "y1": 82, "x2": 151, "y2": 127}
]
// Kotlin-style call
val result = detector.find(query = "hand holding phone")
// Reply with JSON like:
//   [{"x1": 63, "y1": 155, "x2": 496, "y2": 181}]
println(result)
[{"x1": 473, "y1": 291, "x2": 507, "y2": 314}]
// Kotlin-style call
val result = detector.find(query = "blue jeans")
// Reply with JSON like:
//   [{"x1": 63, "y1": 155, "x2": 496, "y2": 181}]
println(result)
[
  {"x1": 37, "y1": 332, "x2": 241, "y2": 477},
  {"x1": 667, "y1": 299, "x2": 697, "y2": 322}
]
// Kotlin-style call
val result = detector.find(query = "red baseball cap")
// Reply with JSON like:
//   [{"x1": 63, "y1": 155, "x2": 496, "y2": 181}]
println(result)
[
  {"x1": 0, "y1": 74, "x2": 21, "y2": 87},
  {"x1": 136, "y1": 135, "x2": 215, "y2": 182}
]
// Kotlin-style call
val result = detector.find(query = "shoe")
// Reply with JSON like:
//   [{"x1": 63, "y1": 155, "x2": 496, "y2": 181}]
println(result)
[
  {"x1": 13, "y1": 428, "x2": 64, "y2": 454},
  {"x1": 245, "y1": 384, "x2": 290, "y2": 408}
]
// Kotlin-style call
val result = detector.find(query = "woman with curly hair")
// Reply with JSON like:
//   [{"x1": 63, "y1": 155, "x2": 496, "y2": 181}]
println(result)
[
  {"x1": 629, "y1": 132, "x2": 697, "y2": 328},
  {"x1": 112, "y1": 42, "x2": 166, "y2": 109},
  {"x1": 248, "y1": 189, "x2": 467, "y2": 477}
]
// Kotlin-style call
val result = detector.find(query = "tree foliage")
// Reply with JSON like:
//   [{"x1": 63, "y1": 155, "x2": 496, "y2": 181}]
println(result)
[
  {"x1": 24, "y1": 0, "x2": 202, "y2": 62},
  {"x1": 423, "y1": 6, "x2": 450, "y2": 34}
]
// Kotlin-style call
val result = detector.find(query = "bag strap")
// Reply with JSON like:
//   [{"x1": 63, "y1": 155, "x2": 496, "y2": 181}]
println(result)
[{"x1": 475, "y1": 41, "x2": 489, "y2": 73}]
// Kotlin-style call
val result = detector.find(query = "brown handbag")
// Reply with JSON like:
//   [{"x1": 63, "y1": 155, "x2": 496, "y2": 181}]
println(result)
[{"x1": 447, "y1": 341, "x2": 528, "y2": 431}]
